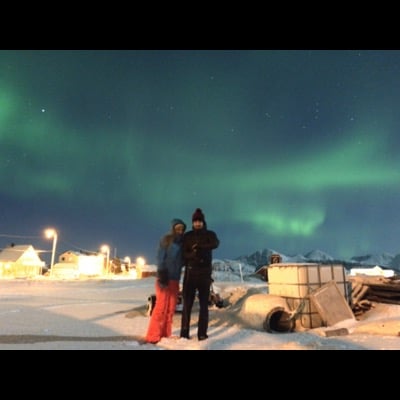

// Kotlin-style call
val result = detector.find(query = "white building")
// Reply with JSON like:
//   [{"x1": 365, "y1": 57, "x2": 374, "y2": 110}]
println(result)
[
  {"x1": 50, "y1": 250, "x2": 104, "y2": 279},
  {"x1": 0, "y1": 244, "x2": 45, "y2": 278}
]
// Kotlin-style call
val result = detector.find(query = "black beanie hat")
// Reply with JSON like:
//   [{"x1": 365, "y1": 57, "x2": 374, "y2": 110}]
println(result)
[{"x1": 192, "y1": 208, "x2": 205, "y2": 222}]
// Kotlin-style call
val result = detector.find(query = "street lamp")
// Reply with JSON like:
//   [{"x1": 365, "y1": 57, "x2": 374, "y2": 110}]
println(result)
[
  {"x1": 45, "y1": 228, "x2": 58, "y2": 269},
  {"x1": 124, "y1": 256, "x2": 131, "y2": 272},
  {"x1": 101, "y1": 245, "x2": 110, "y2": 274},
  {"x1": 136, "y1": 256, "x2": 146, "y2": 267}
]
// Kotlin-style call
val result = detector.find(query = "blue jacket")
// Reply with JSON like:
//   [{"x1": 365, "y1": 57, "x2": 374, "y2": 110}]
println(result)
[{"x1": 156, "y1": 219, "x2": 186, "y2": 281}]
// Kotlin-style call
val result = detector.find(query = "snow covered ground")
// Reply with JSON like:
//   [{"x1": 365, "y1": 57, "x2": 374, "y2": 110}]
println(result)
[{"x1": 0, "y1": 270, "x2": 399, "y2": 350}]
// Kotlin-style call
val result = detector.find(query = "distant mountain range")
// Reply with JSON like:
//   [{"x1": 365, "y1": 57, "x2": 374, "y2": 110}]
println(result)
[{"x1": 233, "y1": 248, "x2": 400, "y2": 272}]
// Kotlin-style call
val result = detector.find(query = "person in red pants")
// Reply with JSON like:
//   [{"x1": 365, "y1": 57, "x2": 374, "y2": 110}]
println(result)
[{"x1": 145, "y1": 218, "x2": 186, "y2": 344}]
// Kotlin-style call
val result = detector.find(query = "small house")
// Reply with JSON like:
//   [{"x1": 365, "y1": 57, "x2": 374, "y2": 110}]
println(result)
[
  {"x1": 0, "y1": 244, "x2": 45, "y2": 278},
  {"x1": 51, "y1": 250, "x2": 104, "y2": 278}
]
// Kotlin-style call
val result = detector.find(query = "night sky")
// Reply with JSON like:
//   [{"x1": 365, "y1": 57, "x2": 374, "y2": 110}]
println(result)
[{"x1": 1, "y1": 49, "x2": 400, "y2": 264}]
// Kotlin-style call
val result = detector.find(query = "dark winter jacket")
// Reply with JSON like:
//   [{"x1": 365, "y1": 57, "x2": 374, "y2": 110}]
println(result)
[
  {"x1": 156, "y1": 219, "x2": 186, "y2": 281},
  {"x1": 183, "y1": 227, "x2": 219, "y2": 273}
]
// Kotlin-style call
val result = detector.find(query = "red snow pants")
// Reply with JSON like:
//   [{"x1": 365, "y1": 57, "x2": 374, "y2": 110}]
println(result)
[{"x1": 145, "y1": 279, "x2": 180, "y2": 344}]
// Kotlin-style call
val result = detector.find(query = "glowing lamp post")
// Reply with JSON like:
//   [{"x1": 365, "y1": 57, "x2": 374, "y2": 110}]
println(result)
[
  {"x1": 135, "y1": 256, "x2": 146, "y2": 279},
  {"x1": 101, "y1": 245, "x2": 110, "y2": 274},
  {"x1": 45, "y1": 228, "x2": 58, "y2": 269},
  {"x1": 136, "y1": 256, "x2": 146, "y2": 267},
  {"x1": 124, "y1": 256, "x2": 131, "y2": 272}
]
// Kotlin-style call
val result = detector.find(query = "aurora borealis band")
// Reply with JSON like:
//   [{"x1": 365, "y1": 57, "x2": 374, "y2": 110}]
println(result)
[{"x1": 1, "y1": 49, "x2": 400, "y2": 264}]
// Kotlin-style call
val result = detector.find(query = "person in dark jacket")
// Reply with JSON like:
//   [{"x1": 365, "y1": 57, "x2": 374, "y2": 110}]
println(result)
[
  {"x1": 180, "y1": 208, "x2": 220, "y2": 341},
  {"x1": 145, "y1": 218, "x2": 186, "y2": 344}
]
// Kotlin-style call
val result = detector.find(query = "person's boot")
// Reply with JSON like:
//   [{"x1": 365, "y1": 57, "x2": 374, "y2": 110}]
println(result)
[{"x1": 180, "y1": 328, "x2": 190, "y2": 339}]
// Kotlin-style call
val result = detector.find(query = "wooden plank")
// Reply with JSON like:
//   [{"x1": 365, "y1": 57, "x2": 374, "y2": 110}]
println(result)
[
  {"x1": 368, "y1": 289, "x2": 400, "y2": 298},
  {"x1": 322, "y1": 327, "x2": 349, "y2": 337},
  {"x1": 352, "y1": 285, "x2": 369, "y2": 304},
  {"x1": 366, "y1": 296, "x2": 400, "y2": 305},
  {"x1": 309, "y1": 280, "x2": 355, "y2": 326}
]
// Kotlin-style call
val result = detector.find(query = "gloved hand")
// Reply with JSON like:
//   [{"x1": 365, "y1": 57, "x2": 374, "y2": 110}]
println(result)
[
  {"x1": 191, "y1": 243, "x2": 198, "y2": 251},
  {"x1": 157, "y1": 269, "x2": 169, "y2": 288}
]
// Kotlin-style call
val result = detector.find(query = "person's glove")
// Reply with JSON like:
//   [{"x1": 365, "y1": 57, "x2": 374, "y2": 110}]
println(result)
[
  {"x1": 191, "y1": 243, "x2": 198, "y2": 252},
  {"x1": 157, "y1": 269, "x2": 169, "y2": 288}
]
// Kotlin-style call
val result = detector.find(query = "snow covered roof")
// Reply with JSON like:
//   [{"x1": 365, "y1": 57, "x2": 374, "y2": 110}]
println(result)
[{"x1": 0, "y1": 245, "x2": 36, "y2": 262}]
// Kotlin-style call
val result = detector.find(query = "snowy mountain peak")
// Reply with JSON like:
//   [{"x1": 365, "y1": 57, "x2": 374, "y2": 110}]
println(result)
[
  {"x1": 234, "y1": 248, "x2": 397, "y2": 270},
  {"x1": 304, "y1": 249, "x2": 334, "y2": 261}
]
